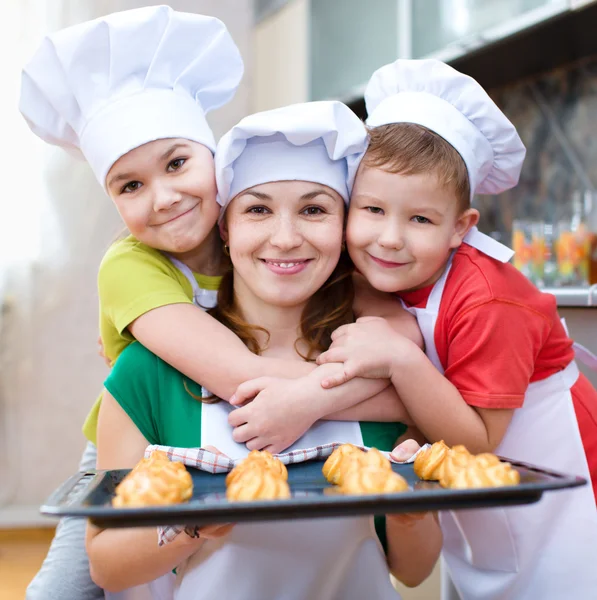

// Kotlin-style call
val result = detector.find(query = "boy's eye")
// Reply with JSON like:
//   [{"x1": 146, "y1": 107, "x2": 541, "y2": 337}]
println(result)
[
  {"x1": 412, "y1": 215, "x2": 431, "y2": 224},
  {"x1": 247, "y1": 206, "x2": 270, "y2": 215},
  {"x1": 121, "y1": 181, "x2": 142, "y2": 194},
  {"x1": 167, "y1": 157, "x2": 187, "y2": 171},
  {"x1": 302, "y1": 205, "x2": 325, "y2": 216},
  {"x1": 365, "y1": 206, "x2": 384, "y2": 215}
]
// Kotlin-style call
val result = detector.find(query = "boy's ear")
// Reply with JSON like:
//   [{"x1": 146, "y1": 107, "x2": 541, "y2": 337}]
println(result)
[{"x1": 450, "y1": 208, "x2": 480, "y2": 248}]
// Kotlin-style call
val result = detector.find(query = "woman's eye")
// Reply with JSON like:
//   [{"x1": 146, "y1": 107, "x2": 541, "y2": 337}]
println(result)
[
  {"x1": 167, "y1": 157, "x2": 187, "y2": 171},
  {"x1": 365, "y1": 206, "x2": 384, "y2": 215},
  {"x1": 302, "y1": 206, "x2": 325, "y2": 216},
  {"x1": 412, "y1": 215, "x2": 431, "y2": 224},
  {"x1": 247, "y1": 206, "x2": 270, "y2": 215},
  {"x1": 121, "y1": 181, "x2": 142, "y2": 194}
]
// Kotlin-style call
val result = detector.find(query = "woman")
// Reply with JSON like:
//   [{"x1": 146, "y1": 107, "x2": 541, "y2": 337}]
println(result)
[{"x1": 87, "y1": 102, "x2": 442, "y2": 599}]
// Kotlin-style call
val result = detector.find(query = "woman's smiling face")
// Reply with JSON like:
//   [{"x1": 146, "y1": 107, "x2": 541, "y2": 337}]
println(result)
[{"x1": 222, "y1": 180, "x2": 345, "y2": 310}]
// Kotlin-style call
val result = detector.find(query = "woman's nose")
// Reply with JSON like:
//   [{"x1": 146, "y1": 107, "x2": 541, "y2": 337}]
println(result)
[{"x1": 269, "y1": 217, "x2": 302, "y2": 250}]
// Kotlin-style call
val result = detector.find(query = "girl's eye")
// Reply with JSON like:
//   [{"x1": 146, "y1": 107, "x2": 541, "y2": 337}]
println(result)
[
  {"x1": 412, "y1": 215, "x2": 431, "y2": 224},
  {"x1": 365, "y1": 206, "x2": 384, "y2": 215},
  {"x1": 121, "y1": 181, "x2": 142, "y2": 194},
  {"x1": 167, "y1": 157, "x2": 187, "y2": 171},
  {"x1": 247, "y1": 206, "x2": 270, "y2": 215},
  {"x1": 302, "y1": 205, "x2": 325, "y2": 216}
]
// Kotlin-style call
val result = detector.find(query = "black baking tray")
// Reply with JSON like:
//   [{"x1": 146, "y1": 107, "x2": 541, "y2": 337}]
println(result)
[{"x1": 41, "y1": 458, "x2": 586, "y2": 529}]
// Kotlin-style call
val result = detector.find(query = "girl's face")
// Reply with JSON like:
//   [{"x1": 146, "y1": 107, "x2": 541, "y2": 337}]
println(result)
[
  {"x1": 106, "y1": 138, "x2": 219, "y2": 254},
  {"x1": 223, "y1": 181, "x2": 345, "y2": 310}
]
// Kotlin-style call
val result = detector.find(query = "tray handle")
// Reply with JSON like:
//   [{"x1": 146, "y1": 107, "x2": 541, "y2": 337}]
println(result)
[{"x1": 41, "y1": 470, "x2": 102, "y2": 513}]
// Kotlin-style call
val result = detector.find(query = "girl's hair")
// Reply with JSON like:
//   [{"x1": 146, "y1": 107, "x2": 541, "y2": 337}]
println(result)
[
  {"x1": 186, "y1": 249, "x2": 355, "y2": 404},
  {"x1": 364, "y1": 123, "x2": 471, "y2": 212}
]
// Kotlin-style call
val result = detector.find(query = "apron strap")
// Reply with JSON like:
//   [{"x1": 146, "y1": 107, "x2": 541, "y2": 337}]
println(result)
[{"x1": 463, "y1": 226, "x2": 514, "y2": 263}]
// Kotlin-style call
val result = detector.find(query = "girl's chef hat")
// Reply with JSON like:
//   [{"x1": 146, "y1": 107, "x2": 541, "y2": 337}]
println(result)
[
  {"x1": 215, "y1": 101, "x2": 367, "y2": 212},
  {"x1": 19, "y1": 5, "x2": 244, "y2": 188},
  {"x1": 365, "y1": 59, "x2": 526, "y2": 199}
]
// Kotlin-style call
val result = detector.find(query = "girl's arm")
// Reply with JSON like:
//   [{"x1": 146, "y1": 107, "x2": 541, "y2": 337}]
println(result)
[
  {"x1": 129, "y1": 303, "x2": 314, "y2": 400},
  {"x1": 86, "y1": 392, "x2": 206, "y2": 591}
]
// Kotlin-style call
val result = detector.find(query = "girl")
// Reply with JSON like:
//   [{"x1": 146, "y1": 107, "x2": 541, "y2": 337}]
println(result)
[
  {"x1": 87, "y1": 101, "x2": 442, "y2": 599},
  {"x1": 21, "y1": 7, "x2": 421, "y2": 599}
]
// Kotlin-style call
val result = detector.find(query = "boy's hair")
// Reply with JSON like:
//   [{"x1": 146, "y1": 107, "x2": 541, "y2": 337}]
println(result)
[{"x1": 363, "y1": 123, "x2": 471, "y2": 212}]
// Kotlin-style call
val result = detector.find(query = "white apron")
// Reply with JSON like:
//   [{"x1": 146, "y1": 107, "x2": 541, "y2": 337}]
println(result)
[
  {"x1": 174, "y1": 380, "x2": 400, "y2": 599},
  {"x1": 400, "y1": 227, "x2": 597, "y2": 600},
  {"x1": 124, "y1": 257, "x2": 397, "y2": 600},
  {"x1": 106, "y1": 257, "x2": 217, "y2": 600}
]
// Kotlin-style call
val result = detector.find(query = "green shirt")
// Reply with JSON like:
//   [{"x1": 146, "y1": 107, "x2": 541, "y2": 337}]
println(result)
[{"x1": 105, "y1": 342, "x2": 407, "y2": 551}]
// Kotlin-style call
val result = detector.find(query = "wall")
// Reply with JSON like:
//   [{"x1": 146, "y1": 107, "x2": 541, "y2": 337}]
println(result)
[
  {"x1": 0, "y1": 0, "x2": 253, "y2": 523},
  {"x1": 252, "y1": 0, "x2": 308, "y2": 112}
]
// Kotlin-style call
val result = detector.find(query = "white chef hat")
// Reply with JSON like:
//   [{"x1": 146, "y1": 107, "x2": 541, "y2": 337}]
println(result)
[
  {"x1": 215, "y1": 101, "x2": 367, "y2": 213},
  {"x1": 19, "y1": 5, "x2": 244, "y2": 188},
  {"x1": 365, "y1": 59, "x2": 526, "y2": 199}
]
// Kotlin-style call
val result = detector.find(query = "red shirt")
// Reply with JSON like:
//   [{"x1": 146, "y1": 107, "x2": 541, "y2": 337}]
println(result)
[{"x1": 398, "y1": 244, "x2": 597, "y2": 497}]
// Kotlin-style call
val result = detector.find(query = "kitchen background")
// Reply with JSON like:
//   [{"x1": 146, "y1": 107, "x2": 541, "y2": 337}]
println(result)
[{"x1": 1, "y1": 1, "x2": 596, "y2": 598}]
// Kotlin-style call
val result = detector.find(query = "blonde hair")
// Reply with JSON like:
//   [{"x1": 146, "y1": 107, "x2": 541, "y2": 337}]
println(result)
[{"x1": 364, "y1": 123, "x2": 470, "y2": 212}]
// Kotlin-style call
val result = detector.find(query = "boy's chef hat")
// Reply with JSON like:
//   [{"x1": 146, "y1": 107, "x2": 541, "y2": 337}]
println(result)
[
  {"x1": 365, "y1": 59, "x2": 526, "y2": 198},
  {"x1": 216, "y1": 101, "x2": 367, "y2": 212},
  {"x1": 19, "y1": 5, "x2": 244, "y2": 188}
]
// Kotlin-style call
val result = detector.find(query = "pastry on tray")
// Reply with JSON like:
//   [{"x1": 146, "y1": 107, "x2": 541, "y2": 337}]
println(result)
[
  {"x1": 413, "y1": 440, "x2": 451, "y2": 481},
  {"x1": 226, "y1": 468, "x2": 291, "y2": 501},
  {"x1": 323, "y1": 445, "x2": 392, "y2": 486},
  {"x1": 448, "y1": 458, "x2": 520, "y2": 489},
  {"x1": 340, "y1": 467, "x2": 409, "y2": 495},
  {"x1": 112, "y1": 451, "x2": 193, "y2": 507},
  {"x1": 322, "y1": 443, "x2": 363, "y2": 484},
  {"x1": 226, "y1": 450, "x2": 288, "y2": 487},
  {"x1": 412, "y1": 441, "x2": 520, "y2": 489}
]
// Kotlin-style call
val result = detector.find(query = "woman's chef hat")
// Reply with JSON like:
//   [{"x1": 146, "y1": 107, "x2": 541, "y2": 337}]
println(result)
[
  {"x1": 19, "y1": 5, "x2": 244, "y2": 188},
  {"x1": 365, "y1": 59, "x2": 526, "y2": 198},
  {"x1": 215, "y1": 100, "x2": 367, "y2": 213}
]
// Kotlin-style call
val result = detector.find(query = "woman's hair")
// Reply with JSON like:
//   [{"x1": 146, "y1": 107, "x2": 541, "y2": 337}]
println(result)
[
  {"x1": 364, "y1": 123, "x2": 471, "y2": 212},
  {"x1": 187, "y1": 247, "x2": 355, "y2": 404}
]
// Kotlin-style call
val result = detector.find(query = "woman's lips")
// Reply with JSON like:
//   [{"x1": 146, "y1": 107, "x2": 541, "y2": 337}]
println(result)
[
  {"x1": 368, "y1": 254, "x2": 408, "y2": 269},
  {"x1": 260, "y1": 258, "x2": 312, "y2": 275}
]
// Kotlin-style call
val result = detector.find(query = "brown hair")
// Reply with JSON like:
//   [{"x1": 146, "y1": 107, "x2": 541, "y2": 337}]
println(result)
[
  {"x1": 364, "y1": 123, "x2": 470, "y2": 212},
  {"x1": 185, "y1": 250, "x2": 355, "y2": 403}
]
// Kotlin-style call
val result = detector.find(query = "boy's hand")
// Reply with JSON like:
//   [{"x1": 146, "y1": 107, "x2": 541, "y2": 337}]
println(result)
[
  {"x1": 317, "y1": 317, "x2": 419, "y2": 388},
  {"x1": 228, "y1": 377, "x2": 319, "y2": 454}
]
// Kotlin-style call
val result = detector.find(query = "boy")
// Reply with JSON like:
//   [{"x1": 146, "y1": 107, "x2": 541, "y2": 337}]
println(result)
[{"x1": 318, "y1": 59, "x2": 597, "y2": 600}]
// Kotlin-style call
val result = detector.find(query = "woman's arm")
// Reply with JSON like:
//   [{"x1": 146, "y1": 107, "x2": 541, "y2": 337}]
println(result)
[
  {"x1": 385, "y1": 512, "x2": 442, "y2": 587},
  {"x1": 86, "y1": 392, "x2": 205, "y2": 591},
  {"x1": 129, "y1": 304, "x2": 314, "y2": 401}
]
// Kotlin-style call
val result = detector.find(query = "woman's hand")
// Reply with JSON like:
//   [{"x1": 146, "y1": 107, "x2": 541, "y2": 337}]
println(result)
[
  {"x1": 389, "y1": 438, "x2": 421, "y2": 463},
  {"x1": 183, "y1": 445, "x2": 235, "y2": 540}
]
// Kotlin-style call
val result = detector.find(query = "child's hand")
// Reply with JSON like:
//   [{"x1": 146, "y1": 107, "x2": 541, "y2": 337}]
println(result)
[
  {"x1": 97, "y1": 335, "x2": 112, "y2": 368},
  {"x1": 228, "y1": 377, "x2": 319, "y2": 454},
  {"x1": 317, "y1": 317, "x2": 419, "y2": 388}
]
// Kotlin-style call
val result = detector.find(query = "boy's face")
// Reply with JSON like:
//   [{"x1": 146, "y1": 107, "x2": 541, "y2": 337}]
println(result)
[{"x1": 347, "y1": 164, "x2": 478, "y2": 293}]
